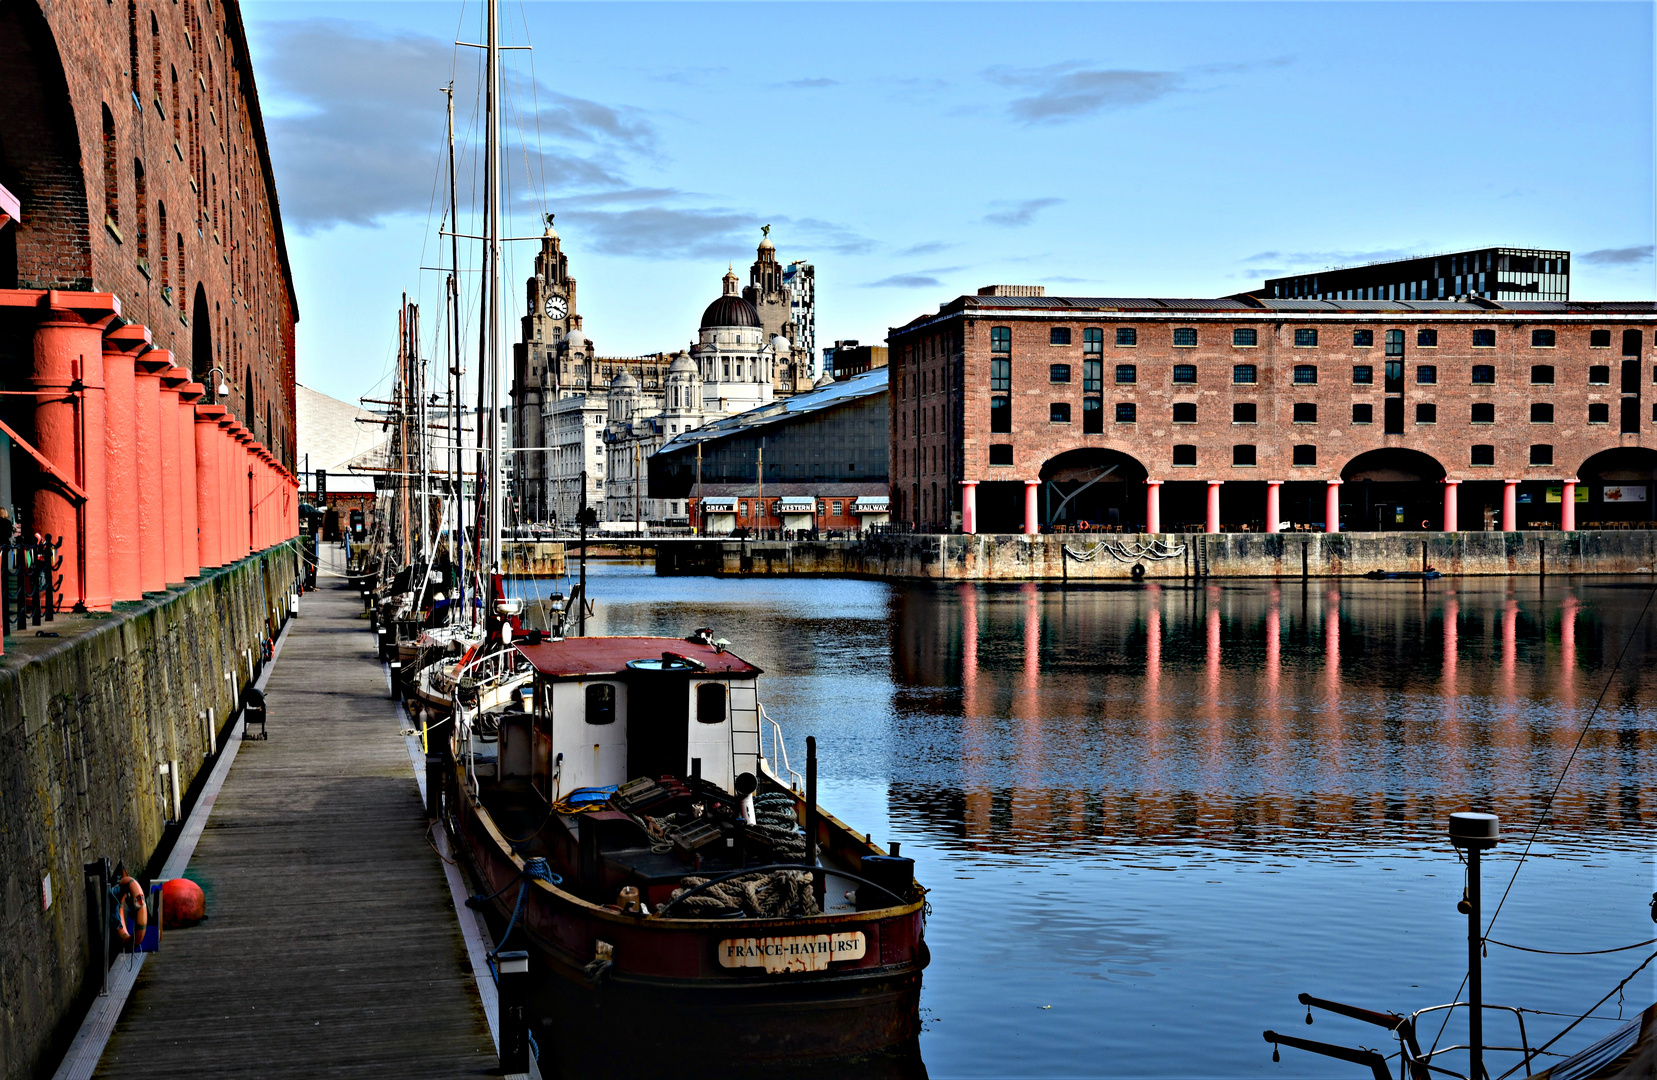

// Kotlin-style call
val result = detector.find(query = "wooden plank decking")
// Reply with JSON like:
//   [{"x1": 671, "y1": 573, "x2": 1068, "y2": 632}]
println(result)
[{"x1": 93, "y1": 547, "x2": 496, "y2": 1078}]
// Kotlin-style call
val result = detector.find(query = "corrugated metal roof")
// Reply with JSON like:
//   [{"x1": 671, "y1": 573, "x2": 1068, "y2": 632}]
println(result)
[{"x1": 655, "y1": 367, "x2": 887, "y2": 456}]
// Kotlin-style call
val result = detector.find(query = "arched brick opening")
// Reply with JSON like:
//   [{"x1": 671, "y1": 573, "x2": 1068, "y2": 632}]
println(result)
[
  {"x1": 1036, "y1": 447, "x2": 1150, "y2": 532},
  {"x1": 1576, "y1": 447, "x2": 1657, "y2": 527},
  {"x1": 0, "y1": 1, "x2": 91, "y2": 291},
  {"x1": 1340, "y1": 447, "x2": 1447, "y2": 531}
]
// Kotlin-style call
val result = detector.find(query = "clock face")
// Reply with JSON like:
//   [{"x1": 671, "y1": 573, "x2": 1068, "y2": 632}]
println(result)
[{"x1": 544, "y1": 295, "x2": 568, "y2": 320}]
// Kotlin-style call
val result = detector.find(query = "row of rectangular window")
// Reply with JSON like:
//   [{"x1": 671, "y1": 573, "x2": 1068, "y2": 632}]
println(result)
[
  {"x1": 1031, "y1": 400, "x2": 1634, "y2": 426},
  {"x1": 1032, "y1": 362, "x2": 1655, "y2": 386},
  {"x1": 987, "y1": 442, "x2": 1571, "y2": 468},
  {"x1": 990, "y1": 326, "x2": 1650, "y2": 352}
]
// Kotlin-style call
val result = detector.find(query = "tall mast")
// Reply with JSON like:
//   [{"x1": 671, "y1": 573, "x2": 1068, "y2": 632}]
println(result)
[
  {"x1": 484, "y1": 0, "x2": 503, "y2": 574},
  {"x1": 441, "y1": 83, "x2": 466, "y2": 622}
]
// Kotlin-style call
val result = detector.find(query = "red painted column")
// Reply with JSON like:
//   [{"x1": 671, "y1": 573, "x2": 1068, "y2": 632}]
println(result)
[
  {"x1": 1023, "y1": 480, "x2": 1039, "y2": 536},
  {"x1": 1442, "y1": 479, "x2": 1460, "y2": 532},
  {"x1": 1265, "y1": 480, "x2": 1282, "y2": 533},
  {"x1": 217, "y1": 419, "x2": 236, "y2": 564},
  {"x1": 1145, "y1": 479, "x2": 1162, "y2": 534},
  {"x1": 960, "y1": 480, "x2": 978, "y2": 535},
  {"x1": 1502, "y1": 479, "x2": 1519, "y2": 532},
  {"x1": 1562, "y1": 478, "x2": 1578, "y2": 532},
  {"x1": 177, "y1": 383, "x2": 203, "y2": 577},
  {"x1": 134, "y1": 355, "x2": 167, "y2": 594},
  {"x1": 233, "y1": 427, "x2": 254, "y2": 559},
  {"x1": 1324, "y1": 479, "x2": 1342, "y2": 533},
  {"x1": 159, "y1": 366, "x2": 188, "y2": 583},
  {"x1": 101, "y1": 326, "x2": 145, "y2": 602},
  {"x1": 195, "y1": 404, "x2": 226, "y2": 568},
  {"x1": 33, "y1": 299, "x2": 119, "y2": 611},
  {"x1": 1205, "y1": 480, "x2": 1223, "y2": 534}
]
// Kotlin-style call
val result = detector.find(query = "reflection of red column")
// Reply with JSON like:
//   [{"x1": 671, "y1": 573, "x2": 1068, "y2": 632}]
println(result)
[
  {"x1": 1324, "y1": 480, "x2": 1342, "y2": 533},
  {"x1": 1501, "y1": 596, "x2": 1518, "y2": 700},
  {"x1": 1265, "y1": 481, "x2": 1282, "y2": 532},
  {"x1": 1144, "y1": 586, "x2": 1163, "y2": 791},
  {"x1": 961, "y1": 584, "x2": 979, "y2": 719},
  {"x1": 1442, "y1": 595, "x2": 1459, "y2": 708},
  {"x1": 1023, "y1": 480, "x2": 1039, "y2": 535},
  {"x1": 177, "y1": 384, "x2": 203, "y2": 577},
  {"x1": 1265, "y1": 586, "x2": 1282, "y2": 736},
  {"x1": 1560, "y1": 592, "x2": 1578, "y2": 708},
  {"x1": 1502, "y1": 479, "x2": 1518, "y2": 531},
  {"x1": 102, "y1": 328, "x2": 143, "y2": 601},
  {"x1": 1442, "y1": 479, "x2": 1459, "y2": 532},
  {"x1": 1324, "y1": 587, "x2": 1341, "y2": 698},
  {"x1": 134, "y1": 358, "x2": 167, "y2": 594},
  {"x1": 195, "y1": 405, "x2": 226, "y2": 568},
  {"x1": 1145, "y1": 479, "x2": 1162, "y2": 534},
  {"x1": 961, "y1": 480, "x2": 978, "y2": 535},
  {"x1": 1561, "y1": 478, "x2": 1577, "y2": 532},
  {"x1": 1206, "y1": 480, "x2": 1223, "y2": 534},
  {"x1": 1021, "y1": 582, "x2": 1039, "y2": 700},
  {"x1": 159, "y1": 366, "x2": 187, "y2": 584}
]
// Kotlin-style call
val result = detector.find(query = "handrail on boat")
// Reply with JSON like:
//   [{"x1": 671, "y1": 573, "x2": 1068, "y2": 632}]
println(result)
[{"x1": 758, "y1": 704, "x2": 804, "y2": 792}]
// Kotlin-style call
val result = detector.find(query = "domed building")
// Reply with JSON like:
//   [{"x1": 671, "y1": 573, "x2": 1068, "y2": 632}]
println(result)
[{"x1": 691, "y1": 268, "x2": 776, "y2": 415}]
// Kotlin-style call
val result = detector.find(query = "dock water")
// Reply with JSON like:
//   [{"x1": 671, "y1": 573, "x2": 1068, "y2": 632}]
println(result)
[{"x1": 90, "y1": 547, "x2": 495, "y2": 1077}]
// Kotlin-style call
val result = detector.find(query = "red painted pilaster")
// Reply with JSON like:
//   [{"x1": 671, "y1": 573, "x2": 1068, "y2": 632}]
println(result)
[
  {"x1": 177, "y1": 383, "x2": 203, "y2": 577},
  {"x1": 195, "y1": 405, "x2": 227, "y2": 568},
  {"x1": 159, "y1": 366, "x2": 188, "y2": 584},
  {"x1": 101, "y1": 325, "x2": 145, "y2": 602},
  {"x1": 134, "y1": 356, "x2": 167, "y2": 594}
]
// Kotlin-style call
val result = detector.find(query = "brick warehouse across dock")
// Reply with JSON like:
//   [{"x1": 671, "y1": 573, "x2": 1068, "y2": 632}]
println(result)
[
  {"x1": 890, "y1": 288, "x2": 1657, "y2": 536},
  {"x1": 0, "y1": 2, "x2": 299, "y2": 1077}
]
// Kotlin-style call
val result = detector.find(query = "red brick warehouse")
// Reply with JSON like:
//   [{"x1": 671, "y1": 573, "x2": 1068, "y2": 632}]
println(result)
[
  {"x1": 890, "y1": 286, "x2": 1657, "y2": 536},
  {"x1": 0, "y1": 0, "x2": 298, "y2": 616}
]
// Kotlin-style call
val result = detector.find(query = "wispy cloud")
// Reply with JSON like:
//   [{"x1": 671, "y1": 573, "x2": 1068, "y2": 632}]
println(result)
[
  {"x1": 558, "y1": 205, "x2": 755, "y2": 259},
  {"x1": 1580, "y1": 245, "x2": 1654, "y2": 266},
  {"x1": 862, "y1": 266, "x2": 967, "y2": 289},
  {"x1": 778, "y1": 77, "x2": 839, "y2": 89},
  {"x1": 254, "y1": 19, "x2": 657, "y2": 231},
  {"x1": 1240, "y1": 246, "x2": 1424, "y2": 276},
  {"x1": 984, "y1": 197, "x2": 1064, "y2": 228},
  {"x1": 896, "y1": 241, "x2": 957, "y2": 257},
  {"x1": 987, "y1": 62, "x2": 1182, "y2": 124}
]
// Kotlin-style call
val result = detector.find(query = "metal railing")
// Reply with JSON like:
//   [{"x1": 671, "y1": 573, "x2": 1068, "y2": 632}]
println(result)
[
  {"x1": 3, "y1": 532, "x2": 63, "y2": 632},
  {"x1": 758, "y1": 703, "x2": 803, "y2": 791}
]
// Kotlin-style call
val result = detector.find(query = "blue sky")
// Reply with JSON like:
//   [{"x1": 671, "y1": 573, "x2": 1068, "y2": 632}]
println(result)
[{"x1": 242, "y1": 2, "x2": 1656, "y2": 405}]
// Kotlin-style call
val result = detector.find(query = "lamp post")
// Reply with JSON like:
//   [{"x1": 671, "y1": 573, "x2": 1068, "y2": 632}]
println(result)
[{"x1": 1450, "y1": 811, "x2": 1499, "y2": 1080}]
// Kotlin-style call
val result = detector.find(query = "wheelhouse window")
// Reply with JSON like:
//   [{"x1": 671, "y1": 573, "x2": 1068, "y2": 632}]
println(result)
[
  {"x1": 1116, "y1": 327, "x2": 1138, "y2": 347},
  {"x1": 585, "y1": 684, "x2": 617, "y2": 725},
  {"x1": 1174, "y1": 327, "x2": 1198, "y2": 347},
  {"x1": 696, "y1": 682, "x2": 726, "y2": 724},
  {"x1": 1050, "y1": 327, "x2": 1072, "y2": 346}
]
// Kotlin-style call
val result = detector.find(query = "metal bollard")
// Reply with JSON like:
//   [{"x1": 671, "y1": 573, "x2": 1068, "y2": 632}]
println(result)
[{"x1": 497, "y1": 950, "x2": 530, "y2": 1073}]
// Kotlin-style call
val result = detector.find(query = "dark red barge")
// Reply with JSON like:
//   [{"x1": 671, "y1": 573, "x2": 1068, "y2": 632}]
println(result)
[{"x1": 440, "y1": 632, "x2": 928, "y2": 1072}]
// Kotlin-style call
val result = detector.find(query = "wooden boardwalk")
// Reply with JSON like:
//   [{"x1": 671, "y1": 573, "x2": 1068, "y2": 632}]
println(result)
[{"x1": 94, "y1": 547, "x2": 496, "y2": 1078}]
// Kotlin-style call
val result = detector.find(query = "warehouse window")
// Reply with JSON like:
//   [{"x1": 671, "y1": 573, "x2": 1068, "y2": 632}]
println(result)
[
  {"x1": 1625, "y1": 330, "x2": 1644, "y2": 357},
  {"x1": 1294, "y1": 328, "x2": 1318, "y2": 347},
  {"x1": 991, "y1": 326, "x2": 1011, "y2": 353},
  {"x1": 1234, "y1": 328, "x2": 1258, "y2": 347},
  {"x1": 1531, "y1": 329, "x2": 1556, "y2": 348},
  {"x1": 1083, "y1": 359, "x2": 1103, "y2": 392},
  {"x1": 989, "y1": 444, "x2": 1013, "y2": 465},
  {"x1": 1292, "y1": 444, "x2": 1317, "y2": 466},
  {"x1": 1473, "y1": 328, "x2": 1496, "y2": 347},
  {"x1": 990, "y1": 395, "x2": 1011, "y2": 433},
  {"x1": 1116, "y1": 364, "x2": 1137, "y2": 384},
  {"x1": 1472, "y1": 403, "x2": 1495, "y2": 423},
  {"x1": 1531, "y1": 365, "x2": 1554, "y2": 384},
  {"x1": 1116, "y1": 327, "x2": 1138, "y2": 347},
  {"x1": 1417, "y1": 328, "x2": 1438, "y2": 347},
  {"x1": 1050, "y1": 327, "x2": 1072, "y2": 346},
  {"x1": 1588, "y1": 403, "x2": 1609, "y2": 424},
  {"x1": 1233, "y1": 364, "x2": 1257, "y2": 384},
  {"x1": 1294, "y1": 365, "x2": 1318, "y2": 385},
  {"x1": 1353, "y1": 329, "x2": 1374, "y2": 347},
  {"x1": 1589, "y1": 365, "x2": 1610, "y2": 385},
  {"x1": 1050, "y1": 402, "x2": 1071, "y2": 423},
  {"x1": 1417, "y1": 365, "x2": 1437, "y2": 384},
  {"x1": 1050, "y1": 363, "x2": 1071, "y2": 383},
  {"x1": 1352, "y1": 365, "x2": 1373, "y2": 385},
  {"x1": 1172, "y1": 444, "x2": 1197, "y2": 467},
  {"x1": 1082, "y1": 397, "x2": 1103, "y2": 433},
  {"x1": 1386, "y1": 329, "x2": 1405, "y2": 356},
  {"x1": 1116, "y1": 402, "x2": 1137, "y2": 423},
  {"x1": 1174, "y1": 327, "x2": 1198, "y2": 347},
  {"x1": 1472, "y1": 365, "x2": 1495, "y2": 384},
  {"x1": 1590, "y1": 329, "x2": 1611, "y2": 348},
  {"x1": 1172, "y1": 402, "x2": 1197, "y2": 423},
  {"x1": 1352, "y1": 404, "x2": 1373, "y2": 424},
  {"x1": 1173, "y1": 364, "x2": 1197, "y2": 384},
  {"x1": 1293, "y1": 403, "x2": 1317, "y2": 423},
  {"x1": 102, "y1": 105, "x2": 119, "y2": 229},
  {"x1": 1233, "y1": 402, "x2": 1257, "y2": 424},
  {"x1": 1233, "y1": 445, "x2": 1257, "y2": 466},
  {"x1": 1531, "y1": 403, "x2": 1554, "y2": 423},
  {"x1": 1416, "y1": 403, "x2": 1437, "y2": 424},
  {"x1": 1471, "y1": 445, "x2": 1495, "y2": 466},
  {"x1": 1530, "y1": 444, "x2": 1553, "y2": 466},
  {"x1": 1083, "y1": 327, "x2": 1103, "y2": 354},
  {"x1": 991, "y1": 357, "x2": 1011, "y2": 392}
]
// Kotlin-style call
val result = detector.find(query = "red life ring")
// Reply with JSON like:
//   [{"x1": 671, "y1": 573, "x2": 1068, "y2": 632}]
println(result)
[{"x1": 1078, "y1": 520, "x2": 1090, "y2": 532}]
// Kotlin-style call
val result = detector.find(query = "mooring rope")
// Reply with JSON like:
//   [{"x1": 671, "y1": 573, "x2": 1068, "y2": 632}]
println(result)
[{"x1": 1063, "y1": 538, "x2": 1187, "y2": 563}]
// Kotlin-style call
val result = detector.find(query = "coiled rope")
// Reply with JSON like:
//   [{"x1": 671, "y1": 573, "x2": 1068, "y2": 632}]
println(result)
[{"x1": 1064, "y1": 538, "x2": 1187, "y2": 563}]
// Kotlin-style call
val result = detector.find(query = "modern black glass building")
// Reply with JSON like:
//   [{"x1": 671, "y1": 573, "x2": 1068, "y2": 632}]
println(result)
[{"x1": 1260, "y1": 247, "x2": 1570, "y2": 303}]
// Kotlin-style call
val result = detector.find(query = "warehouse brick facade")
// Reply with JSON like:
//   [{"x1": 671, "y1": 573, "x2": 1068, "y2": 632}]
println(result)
[{"x1": 890, "y1": 291, "x2": 1657, "y2": 535}]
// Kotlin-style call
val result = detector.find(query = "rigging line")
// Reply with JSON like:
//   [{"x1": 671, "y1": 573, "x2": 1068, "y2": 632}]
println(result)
[
  {"x1": 1427, "y1": 580, "x2": 1657, "y2": 1060},
  {"x1": 1488, "y1": 937, "x2": 1657, "y2": 956},
  {"x1": 516, "y1": 0, "x2": 551, "y2": 208},
  {"x1": 1493, "y1": 951, "x2": 1657, "y2": 1080}
]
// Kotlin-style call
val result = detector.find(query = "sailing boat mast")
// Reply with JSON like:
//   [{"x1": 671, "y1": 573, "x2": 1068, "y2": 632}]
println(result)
[
  {"x1": 442, "y1": 82, "x2": 466, "y2": 623},
  {"x1": 483, "y1": 0, "x2": 503, "y2": 576}
]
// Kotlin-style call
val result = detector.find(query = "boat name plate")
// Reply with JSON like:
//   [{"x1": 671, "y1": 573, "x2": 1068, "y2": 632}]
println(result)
[{"x1": 717, "y1": 931, "x2": 866, "y2": 973}]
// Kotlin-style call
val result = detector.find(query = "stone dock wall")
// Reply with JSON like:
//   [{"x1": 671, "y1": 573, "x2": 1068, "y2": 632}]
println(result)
[
  {"x1": 0, "y1": 547, "x2": 298, "y2": 1080},
  {"x1": 656, "y1": 530, "x2": 1657, "y2": 580}
]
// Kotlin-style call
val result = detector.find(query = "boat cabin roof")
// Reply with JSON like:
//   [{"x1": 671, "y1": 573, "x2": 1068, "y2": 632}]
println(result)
[{"x1": 513, "y1": 636, "x2": 763, "y2": 680}]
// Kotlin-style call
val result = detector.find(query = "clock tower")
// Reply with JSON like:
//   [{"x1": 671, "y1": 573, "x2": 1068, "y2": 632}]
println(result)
[{"x1": 512, "y1": 216, "x2": 583, "y2": 521}]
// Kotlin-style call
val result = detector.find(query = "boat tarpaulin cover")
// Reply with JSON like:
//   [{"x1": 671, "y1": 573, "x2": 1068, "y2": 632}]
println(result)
[{"x1": 1534, "y1": 1002, "x2": 1655, "y2": 1080}]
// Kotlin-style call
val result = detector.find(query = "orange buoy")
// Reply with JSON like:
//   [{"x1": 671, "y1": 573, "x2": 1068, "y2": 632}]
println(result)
[{"x1": 161, "y1": 878, "x2": 206, "y2": 928}]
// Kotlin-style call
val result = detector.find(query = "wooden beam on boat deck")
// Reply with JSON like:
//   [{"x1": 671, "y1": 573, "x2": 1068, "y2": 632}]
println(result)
[{"x1": 91, "y1": 544, "x2": 495, "y2": 1078}]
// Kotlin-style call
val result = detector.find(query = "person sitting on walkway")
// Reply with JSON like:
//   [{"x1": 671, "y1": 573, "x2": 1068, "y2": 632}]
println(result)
[{"x1": 110, "y1": 861, "x2": 147, "y2": 948}]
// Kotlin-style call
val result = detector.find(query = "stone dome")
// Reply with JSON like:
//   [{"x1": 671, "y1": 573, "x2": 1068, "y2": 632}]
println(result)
[
  {"x1": 700, "y1": 294, "x2": 761, "y2": 330},
  {"x1": 770, "y1": 334, "x2": 791, "y2": 356},
  {"x1": 610, "y1": 370, "x2": 638, "y2": 390},
  {"x1": 562, "y1": 328, "x2": 587, "y2": 349},
  {"x1": 668, "y1": 354, "x2": 698, "y2": 375}
]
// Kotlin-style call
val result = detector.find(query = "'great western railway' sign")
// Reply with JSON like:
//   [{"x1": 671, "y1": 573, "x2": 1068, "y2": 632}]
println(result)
[{"x1": 718, "y1": 931, "x2": 866, "y2": 973}]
